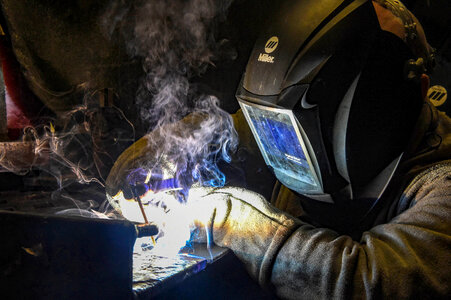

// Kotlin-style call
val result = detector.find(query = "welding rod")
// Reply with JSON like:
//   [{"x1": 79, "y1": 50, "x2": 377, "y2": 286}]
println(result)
[{"x1": 135, "y1": 195, "x2": 149, "y2": 223}]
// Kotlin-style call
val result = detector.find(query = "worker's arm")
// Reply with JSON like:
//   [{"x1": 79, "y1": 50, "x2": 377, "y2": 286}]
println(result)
[
  {"x1": 188, "y1": 162, "x2": 451, "y2": 299},
  {"x1": 271, "y1": 162, "x2": 451, "y2": 299}
]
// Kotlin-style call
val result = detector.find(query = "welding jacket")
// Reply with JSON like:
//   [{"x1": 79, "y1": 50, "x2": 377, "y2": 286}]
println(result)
[{"x1": 226, "y1": 99, "x2": 451, "y2": 299}]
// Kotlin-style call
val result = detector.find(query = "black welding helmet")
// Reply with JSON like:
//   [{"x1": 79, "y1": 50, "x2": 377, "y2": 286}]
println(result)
[{"x1": 236, "y1": 0, "x2": 425, "y2": 205}]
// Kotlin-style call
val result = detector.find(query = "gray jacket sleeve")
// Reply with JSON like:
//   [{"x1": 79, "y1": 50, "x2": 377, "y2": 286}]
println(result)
[{"x1": 269, "y1": 162, "x2": 451, "y2": 299}]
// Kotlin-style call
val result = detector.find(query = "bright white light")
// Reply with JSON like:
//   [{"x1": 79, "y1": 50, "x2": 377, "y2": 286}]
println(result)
[{"x1": 114, "y1": 189, "x2": 191, "y2": 257}]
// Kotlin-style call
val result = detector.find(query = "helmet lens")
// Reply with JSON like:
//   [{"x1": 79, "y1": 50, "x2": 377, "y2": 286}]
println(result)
[{"x1": 239, "y1": 100, "x2": 322, "y2": 194}]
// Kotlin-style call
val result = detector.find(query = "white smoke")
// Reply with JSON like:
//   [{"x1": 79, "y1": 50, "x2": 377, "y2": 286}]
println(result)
[
  {"x1": 104, "y1": 0, "x2": 238, "y2": 189},
  {"x1": 0, "y1": 91, "x2": 134, "y2": 219}
]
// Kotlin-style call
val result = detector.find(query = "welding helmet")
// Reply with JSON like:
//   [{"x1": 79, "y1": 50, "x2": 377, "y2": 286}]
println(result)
[{"x1": 236, "y1": 0, "x2": 430, "y2": 206}]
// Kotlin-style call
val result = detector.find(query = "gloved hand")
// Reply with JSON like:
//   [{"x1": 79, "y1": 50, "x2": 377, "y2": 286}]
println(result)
[
  {"x1": 105, "y1": 135, "x2": 180, "y2": 219},
  {"x1": 186, "y1": 186, "x2": 301, "y2": 286},
  {"x1": 105, "y1": 113, "x2": 208, "y2": 217}
]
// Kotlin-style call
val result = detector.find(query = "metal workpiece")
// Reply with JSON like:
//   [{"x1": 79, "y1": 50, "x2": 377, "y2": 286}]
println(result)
[
  {"x1": 133, "y1": 251, "x2": 208, "y2": 298},
  {"x1": 0, "y1": 210, "x2": 136, "y2": 300},
  {"x1": 132, "y1": 243, "x2": 277, "y2": 300},
  {"x1": 132, "y1": 243, "x2": 229, "y2": 299}
]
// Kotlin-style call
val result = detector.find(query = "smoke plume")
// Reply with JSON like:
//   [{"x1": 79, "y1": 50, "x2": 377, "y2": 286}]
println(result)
[{"x1": 104, "y1": 0, "x2": 238, "y2": 189}]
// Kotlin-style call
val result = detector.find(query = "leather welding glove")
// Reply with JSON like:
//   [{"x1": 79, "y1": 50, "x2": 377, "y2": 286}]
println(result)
[{"x1": 186, "y1": 186, "x2": 302, "y2": 286}]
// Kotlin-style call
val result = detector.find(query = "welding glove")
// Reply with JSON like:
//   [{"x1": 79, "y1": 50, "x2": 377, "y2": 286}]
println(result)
[
  {"x1": 186, "y1": 186, "x2": 301, "y2": 286},
  {"x1": 105, "y1": 113, "x2": 206, "y2": 216},
  {"x1": 105, "y1": 134, "x2": 176, "y2": 218}
]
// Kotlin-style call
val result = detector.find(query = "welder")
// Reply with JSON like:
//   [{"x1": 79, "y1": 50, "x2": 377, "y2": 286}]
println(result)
[
  {"x1": 0, "y1": 0, "x2": 448, "y2": 298},
  {"x1": 106, "y1": 0, "x2": 451, "y2": 298}
]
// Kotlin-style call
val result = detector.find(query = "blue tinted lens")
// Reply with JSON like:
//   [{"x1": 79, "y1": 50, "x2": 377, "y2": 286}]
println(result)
[{"x1": 240, "y1": 101, "x2": 322, "y2": 194}]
